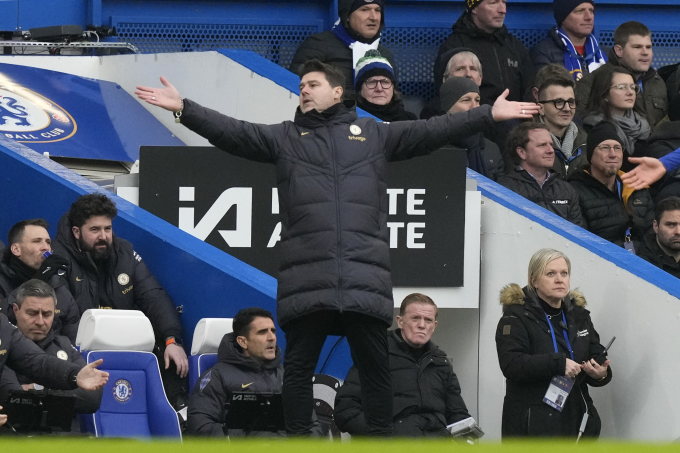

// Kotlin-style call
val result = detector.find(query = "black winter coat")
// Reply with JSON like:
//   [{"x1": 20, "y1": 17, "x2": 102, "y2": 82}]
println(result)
[
  {"x1": 498, "y1": 168, "x2": 585, "y2": 227},
  {"x1": 179, "y1": 99, "x2": 495, "y2": 328},
  {"x1": 52, "y1": 215, "x2": 182, "y2": 344},
  {"x1": 530, "y1": 27, "x2": 600, "y2": 77},
  {"x1": 0, "y1": 314, "x2": 81, "y2": 393},
  {"x1": 496, "y1": 285, "x2": 612, "y2": 438},
  {"x1": 186, "y1": 332, "x2": 283, "y2": 437},
  {"x1": 334, "y1": 329, "x2": 469, "y2": 437},
  {"x1": 434, "y1": 13, "x2": 534, "y2": 102},
  {"x1": 550, "y1": 124, "x2": 589, "y2": 179},
  {"x1": 288, "y1": 0, "x2": 395, "y2": 95},
  {"x1": 637, "y1": 230, "x2": 680, "y2": 279},
  {"x1": 568, "y1": 170, "x2": 654, "y2": 246},
  {"x1": 0, "y1": 248, "x2": 80, "y2": 344},
  {"x1": 355, "y1": 97, "x2": 416, "y2": 122},
  {"x1": 0, "y1": 328, "x2": 102, "y2": 413},
  {"x1": 575, "y1": 48, "x2": 668, "y2": 129}
]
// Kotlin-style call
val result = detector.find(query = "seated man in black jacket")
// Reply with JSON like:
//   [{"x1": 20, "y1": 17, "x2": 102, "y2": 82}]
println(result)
[
  {"x1": 0, "y1": 219, "x2": 80, "y2": 344},
  {"x1": 334, "y1": 293, "x2": 471, "y2": 437},
  {"x1": 498, "y1": 122, "x2": 585, "y2": 227},
  {"x1": 0, "y1": 279, "x2": 102, "y2": 417},
  {"x1": 187, "y1": 308, "x2": 282, "y2": 437},
  {"x1": 52, "y1": 193, "x2": 188, "y2": 413},
  {"x1": 637, "y1": 196, "x2": 680, "y2": 277}
]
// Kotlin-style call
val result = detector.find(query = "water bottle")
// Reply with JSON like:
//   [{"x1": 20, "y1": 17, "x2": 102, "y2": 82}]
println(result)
[{"x1": 42, "y1": 250, "x2": 66, "y2": 276}]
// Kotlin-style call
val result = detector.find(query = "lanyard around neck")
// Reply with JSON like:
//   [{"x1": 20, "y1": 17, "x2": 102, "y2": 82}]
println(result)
[{"x1": 544, "y1": 311, "x2": 574, "y2": 361}]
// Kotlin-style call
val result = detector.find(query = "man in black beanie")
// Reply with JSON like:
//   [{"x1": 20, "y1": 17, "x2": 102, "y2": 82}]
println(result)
[
  {"x1": 434, "y1": 0, "x2": 534, "y2": 105},
  {"x1": 290, "y1": 0, "x2": 396, "y2": 95},
  {"x1": 531, "y1": 0, "x2": 607, "y2": 80},
  {"x1": 569, "y1": 121, "x2": 654, "y2": 249}
]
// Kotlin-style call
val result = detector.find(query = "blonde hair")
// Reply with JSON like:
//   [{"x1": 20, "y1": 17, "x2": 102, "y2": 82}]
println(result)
[{"x1": 527, "y1": 248, "x2": 571, "y2": 289}]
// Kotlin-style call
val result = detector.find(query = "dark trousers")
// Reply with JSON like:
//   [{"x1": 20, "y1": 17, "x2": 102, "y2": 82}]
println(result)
[
  {"x1": 154, "y1": 343, "x2": 188, "y2": 410},
  {"x1": 282, "y1": 310, "x2": 393, "y2": 436}
]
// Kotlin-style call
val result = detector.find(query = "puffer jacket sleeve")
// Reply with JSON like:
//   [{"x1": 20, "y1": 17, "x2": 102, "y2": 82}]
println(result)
[
  {"x1": 53, "y1": 282, "x2": 80, "y2": 344},
  {"x1": 289, "y1": 34, "x2": 330, "y2": 76},
  {"x1": 187, "y1": 369, "x2": 228, "y2": 436},
  {"x1": 495, "y1": 309, "x2": 566, "y2": 383},
  {"x1": 627, "y1": 188, "x2": 655, "y2": 241},
  {"x1": 444, "y1": 365, "x2": 471, "y2": 425},
  {"x1": 333, "y1": 366, "x2": 368, "y2": 435},
  {"x1": 384, "y1": 105, "x2": 494, "y2": 162},
  {"x1": 180, "y1": 99, "x2": 281, "y2": 164},
  {"x1": 567, "y1": 188, "x2": 586, "y2": 228},
  {"x1": 575, "y1": 71, "x2": 595, "y2": 119},
  {"x1": 0, "y1": 366, "x2": 23, "y2": 403}
]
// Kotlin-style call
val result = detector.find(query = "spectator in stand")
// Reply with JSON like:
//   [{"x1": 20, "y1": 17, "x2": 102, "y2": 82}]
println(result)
[
  {"x1": 498, "y1": 122, "x2": 585, "y2": 226},
  {"x1": 637, "y1": 196, "x2": 680, "y2": 278},
  {"x1": 0, "y1": 279, "x2": 102, "y2": 417},
  {"x1": 435, "y1": 0, "x2": 534, "y2": 105},
  {"x1": 353, "y1": 50, "x2": 416, "y2": 122},
  {"x1": 289, "y1": 0, "x2": 395, "y2": 95},
  {"x1": 583, "y1": 66, "x2": 650, "y2": 158},
  {"x1": 440, "y1": 76, "x2": 504, "y2": 181},
  {"x1": 535, "y1": 64, "x2": 589, "y2": 178},
  {"x1": 531, "y1": 0, "x2": 607, "y2": 80},
  {"x1": 421, "y1": 48, "x2": 483, "y2": 119},
  {"x1": 575, "y1": 21, "x2": 667, "y2": 129},
  {"x1": 0, "y1": 219, "x2": 80, "y2": 344},
  {"x1": 569, "y1": 121, "x2": 654, "y2": 249},
  {"x1": 334, "y1": 293, "x2": 471, "y2": 437}
]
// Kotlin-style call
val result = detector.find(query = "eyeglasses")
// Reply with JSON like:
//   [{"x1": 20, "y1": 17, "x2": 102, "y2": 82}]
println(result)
[
  {"x1": 537, "y1": 98, "x2": 577, "y2": 110},
  {"x1": 596, "y1": 144, "x2": 623, "y2": 153},
  {"x1": 611, "y1": 83, "x2": 640, "y2": 93},
  {"x1": 364, "y1": 78, "x2": 393, "y2": 89}
]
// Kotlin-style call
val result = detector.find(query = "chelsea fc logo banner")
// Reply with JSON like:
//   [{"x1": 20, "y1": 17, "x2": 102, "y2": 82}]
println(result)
[{"x1": 0, "y1": 63, "x2": 184, "y2": 161}]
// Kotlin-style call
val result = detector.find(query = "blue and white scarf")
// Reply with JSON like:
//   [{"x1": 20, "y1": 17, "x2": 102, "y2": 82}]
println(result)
[
  {"x1": 331, "y1": 19, "x2": 381, "y2": 80},
  {"x1": 556, "y1": 28, "x2": 607, "y2": 81}
]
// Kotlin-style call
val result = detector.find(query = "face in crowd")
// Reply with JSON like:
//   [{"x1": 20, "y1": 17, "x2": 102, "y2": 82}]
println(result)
[
  {"x1": 607, "y1": 72, "x2": 637, "y2": 116},
  {"x1": 471, "y1": 0, "x2": 507, "y2": 34},
  {"x1": 397, "y1": 302, "x2": 438, "y2": 348},
  {"x1": 236, "y1": 316, "x2": 277, "y2": 361},
  {"x1": 654, "y1": 210, "x2": 680, "y2": 255},
  {"x1": 447, "y1": 91, "x2": 481, "y2": 114},
  {"x1": 361, "y1": 76, "x2": 394, "y2": 105},
  {"x1": 11, "y1": 225, "x2": 52, "y2": 270},
  {"x1": 561, "y1": 3, "x2": 595, "y2": 40},
  {"x1": 538, "y1": 85, "x2": 577, "y2": 132},
  {"x1": 615, "y1": 34, "x2": 653, "y2": 74},
  {"x1": 14, "y1": 295, "x2": 55, "y2": 341},
  {"x1": 348, "y1": 3, "x2": 382, "y2": 39},
  {"x1": 72, "y1": 215, "x2": 114, "y2": 261},
  {"x1": 518, "y1": 128, "x2": 556, "y2": 172},
  {"x1": 445, "y1": 54, "x2": 482, "y2": 87},
  {"x1": 590, "y1": 139, "x2": 623, "y2": 179},
  {"x1": 299, "y1": 71, "x2": 343, "y2": 114},
  {"x1": 532, "y1": 257, "x2": 570, "y2": 304}
]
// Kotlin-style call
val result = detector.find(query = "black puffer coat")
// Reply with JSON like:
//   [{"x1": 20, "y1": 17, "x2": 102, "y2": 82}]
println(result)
[
  {"x1": 0, "y1": 314, "x2": 81, "y2": 392},
  {"x1": 179, "y1": 99, "x2": 495, "y2": 328},
  {"x1": 289, "y1": 0, "x2": 395, "y2": 95},
  {"x1": 636, "y1": 230, "x2": 680, "y2": 279},
  {"x1": 0, "y1": 248, "x2": 80, "y2": 344},
  {"x1": 186, "y1": 332, "x2": 283, "y2": 437},
  {"x1": 334, "y1": 329, "x2": 469, "y2": 437},
  {"x1": 52, "y1": 215, "x2": 182, "y2": 344},
  {"x1": 530, "y1": 27, "x2": 601, "y2": 77},
  {"x1": 0, "y1": 328, "x2": 102, "y2": 413},
  {"x1": 568, "y1": 170, "x2": 654, "y2": 246},
  {"x1": 497, "y1": 168, "x2": 585, "y2": 227},
  {"x1": 434, "y1": 13, "x2": 534, "y2": 102},
  {"x1": 496, "y1": 284, "x2": 612, "y2": 438}
]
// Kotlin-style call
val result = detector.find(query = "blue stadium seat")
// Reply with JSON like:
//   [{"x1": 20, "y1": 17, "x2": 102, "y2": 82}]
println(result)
[{"x1": 189, "y1": 318, "x2": 233, "y2": 391}]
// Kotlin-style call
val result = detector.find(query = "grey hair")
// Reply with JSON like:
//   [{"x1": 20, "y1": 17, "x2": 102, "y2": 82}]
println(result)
[
  {"x1": 527, "y1": 249, "x2": 571, "y2": 289},
  {"x1": 443, "y1": 51, "x2": 483, "y2": 81},
  {"x1": 15, "y1": 279, "x2": 57, "y2": 309}
]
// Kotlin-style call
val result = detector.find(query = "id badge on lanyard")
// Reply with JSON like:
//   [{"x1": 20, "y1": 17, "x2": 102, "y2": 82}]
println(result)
[{"x1": 543, "y1": 311, "x2": 575, "y2": 412}]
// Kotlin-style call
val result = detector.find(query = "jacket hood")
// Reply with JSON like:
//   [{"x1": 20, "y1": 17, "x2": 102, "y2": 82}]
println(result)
[
  {"x1": 217, "y1": 332, "x2": 282, "y2": 371},
  {"x1": 338, "y1": 0, "x2": 385, "y2": 41},
  {"x1": 500, "y1": 283, "x2": 586, "y2": 308},
  {"x1": 294, "y1": 100, "x2": 358, "y2": 129},
  {"x1": 56, "y1": 212, "x2": 79, "y2": 255}
]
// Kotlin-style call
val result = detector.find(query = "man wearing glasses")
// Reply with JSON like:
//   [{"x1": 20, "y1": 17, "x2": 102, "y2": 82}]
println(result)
[
  {"x1": 569, "y1": 121, "x2": 654, "y2": 249},
  {"x1": 535, "y1": 65, "x2": 588, "y2": 178}
]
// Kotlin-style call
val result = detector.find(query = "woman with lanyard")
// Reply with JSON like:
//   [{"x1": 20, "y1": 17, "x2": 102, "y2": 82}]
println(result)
[{"x1": 496, "y1": 249, "x2": 612, "y2": 439}]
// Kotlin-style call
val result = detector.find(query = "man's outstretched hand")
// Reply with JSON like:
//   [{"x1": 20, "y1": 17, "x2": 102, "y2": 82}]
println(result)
[
  {"x1": 620, "y1": 156, "x2": 667, "y2": 190},
  {"x1": 77, "y1": 359, "x2": 109, "y2": 391},
  {"x1": 135, "y1": 76, "x2": 183, "y2": 112},
  {"x1": 491, "y1": 89, "x2": 540, "y2": 121}
]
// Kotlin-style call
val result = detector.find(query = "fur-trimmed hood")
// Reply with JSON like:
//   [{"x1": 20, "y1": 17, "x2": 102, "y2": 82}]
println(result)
[{"x1": 499, "y1": 283, "x2": 586, "y2": 308}]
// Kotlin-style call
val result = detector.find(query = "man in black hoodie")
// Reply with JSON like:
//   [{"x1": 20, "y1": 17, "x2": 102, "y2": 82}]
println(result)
[
  {"x1": 637, "y1": 196, "x2": 680, "y2": 278},
  {"x1": 289, "y1": 0, "x2": 396, "y2": 95},
  {"x1": 187, "y1": 308, "x2": 283, "y2": 437}
]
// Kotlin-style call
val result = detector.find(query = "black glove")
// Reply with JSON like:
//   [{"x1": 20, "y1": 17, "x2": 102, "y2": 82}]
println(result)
[{"x1": 34, "y1": 253, "x2": 70, "y2": 282}]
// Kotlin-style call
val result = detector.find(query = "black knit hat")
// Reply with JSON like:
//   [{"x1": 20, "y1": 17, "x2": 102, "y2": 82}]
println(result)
[
  {"x1": 466, "y1": 0, "x2": 484, "y2": 12},
  {"x1": 348, "y1": 0, "x2": 384, "y2": 16},
  {"x1": 554, "y1": 0, "x2": 594, "y2": 26},
  {"x1": 440, "y1": 77, "x2": 480, "y2": 113},
  {"x1": 586, "y1": 121, "x2": 622, "y2": 162}
]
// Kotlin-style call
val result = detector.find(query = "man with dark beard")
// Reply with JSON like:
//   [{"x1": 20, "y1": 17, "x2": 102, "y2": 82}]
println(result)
[{"x1": 52, "y1": 193, "x2": 189, "y2": 417}]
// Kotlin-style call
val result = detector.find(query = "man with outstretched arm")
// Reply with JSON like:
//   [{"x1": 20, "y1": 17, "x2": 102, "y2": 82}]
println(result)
[{"x1": 136, "y1": 60, "x2": 538, "y2": 436}]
